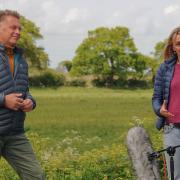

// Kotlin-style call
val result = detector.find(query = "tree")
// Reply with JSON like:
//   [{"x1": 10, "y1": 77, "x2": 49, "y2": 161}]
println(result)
[
  {"x1": 57, "y1": 60, "x2": 72, "y2": 72},
  {"x1": 70, "y1": 26, "x2": 148, "y2": 85},
  {"x1": 131, "y1": 53, "x2": 153, "y2": 80},
  {"x1": 153, "y1": 40, "x2": 166, "y2": 61},
  {"x1": 17, "y1": 16, "x2": 49, "y2": 69},
  {"x1": 150, "y1": 39, "x2": 167, "y2": 82}
]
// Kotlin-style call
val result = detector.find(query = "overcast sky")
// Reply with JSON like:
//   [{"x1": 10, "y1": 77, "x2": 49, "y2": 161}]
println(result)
[{"x1": 1, "y1": 0, "x2": 180, "y2": 68}]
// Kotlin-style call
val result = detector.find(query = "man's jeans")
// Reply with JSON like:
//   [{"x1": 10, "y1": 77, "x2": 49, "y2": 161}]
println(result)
[
  {"x1": 164, "y1": 124, "x2": 180, "y2": 180},
  {"x1": 0, "y1": 133, "x2": 45, "y2": 180}
]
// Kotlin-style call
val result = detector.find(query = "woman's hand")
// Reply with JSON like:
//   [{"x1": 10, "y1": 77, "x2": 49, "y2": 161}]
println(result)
[{"x1": 160, "y1": 100, "x2": 174, "y2": 118}]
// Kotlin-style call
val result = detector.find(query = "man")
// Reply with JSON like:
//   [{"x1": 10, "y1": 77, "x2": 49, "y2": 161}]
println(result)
[{"x1": 0, "y1": 10, "x2": 44, "y2": 179}]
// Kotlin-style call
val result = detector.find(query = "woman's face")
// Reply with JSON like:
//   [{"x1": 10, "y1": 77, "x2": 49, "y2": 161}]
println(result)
[{"x1": 173, "y1": 34, "x2": 180, "y2": 57}]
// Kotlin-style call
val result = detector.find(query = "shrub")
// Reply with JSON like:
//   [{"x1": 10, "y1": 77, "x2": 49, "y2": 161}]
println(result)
[
  {"x1": 113, "y1": 78, "x2": 127, "y2": 88},
  {"x1": 91, "y1": 78, "x2": 107, "y2": 87},
  {"x1": 0, "y1": 131, "x2": 164, "y2": 179},
  {"x1": 92, "y1": 78, "x2": 152, "y2": 88},
  {"x1": 127, "y1": 79, "x2": 152, "y2": 88},
  {"x1": 29, "y1": 70, "x2": 65, "y2": 87},
  {"x1": 66, "y1": 79, "x2": 86, "y2": 87}
]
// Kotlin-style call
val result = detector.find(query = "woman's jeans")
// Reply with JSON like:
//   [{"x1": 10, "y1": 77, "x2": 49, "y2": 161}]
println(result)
[{"x1": 164, "y1": 124, "x2": 180, "y2": 180}]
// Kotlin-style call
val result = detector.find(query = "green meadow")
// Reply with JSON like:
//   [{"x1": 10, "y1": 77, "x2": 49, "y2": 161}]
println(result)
[
  {"x1": 0, "y1": 87, "x2": 163, "y2": 179},
  {"x1": 28, "y1": 87, "x2": 155, "y2": 139}
]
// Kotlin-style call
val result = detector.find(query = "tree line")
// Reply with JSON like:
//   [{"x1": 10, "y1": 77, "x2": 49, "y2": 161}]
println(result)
[
  {"x1": 58, "y1": 27, "x2": 166, "y2": 87},
  {"x1": 20, "y1": 16, "x2": 166, "y2": 88}
]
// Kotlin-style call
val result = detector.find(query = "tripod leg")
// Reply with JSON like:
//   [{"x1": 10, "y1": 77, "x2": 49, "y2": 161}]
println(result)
[
  {"x1": 164, "y1": 126, "x2": 180, "y2": 180},
  {"x1": 170, "y1": 156, "x2": 174, "y2": 180}
]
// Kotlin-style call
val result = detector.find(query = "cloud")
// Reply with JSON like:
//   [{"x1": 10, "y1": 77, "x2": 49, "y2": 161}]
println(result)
[
  {"x1": 164, "y1": 4, "x2": 180, "y2": 15},
  {"x1": 112, "y1": 11, "x2": 120, "y2": 18},
  {"x1": 61, "y1": 8, "x2": 88, "y2": 24},
  {"x1": 1, "y1": 0, "x2": 180, "y2": 67}
]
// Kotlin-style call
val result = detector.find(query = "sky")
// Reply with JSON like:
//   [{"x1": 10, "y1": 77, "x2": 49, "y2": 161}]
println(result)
[{"x1": 1, "y1": 0, "x2": 180, "y2": 68}]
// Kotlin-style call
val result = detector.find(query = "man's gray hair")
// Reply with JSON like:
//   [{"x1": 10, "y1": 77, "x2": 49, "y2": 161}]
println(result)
[{"x1": 0, "y1": 9, "x2": 20, "y2": 22}]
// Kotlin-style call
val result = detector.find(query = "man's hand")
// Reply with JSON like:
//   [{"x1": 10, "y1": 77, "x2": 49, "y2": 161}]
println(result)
[
  {"x1": 160, "y1": 100, "x2": 174, "y2": 118},
  {"x1": 21, "y1": 99, "x2": 33, "y2": 112},
  {"x1": 5, "y1": 93, "x2": 23, "y2": 111}
]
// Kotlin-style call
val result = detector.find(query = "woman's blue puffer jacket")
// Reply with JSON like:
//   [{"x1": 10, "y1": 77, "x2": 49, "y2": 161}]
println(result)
[{"x1": 152, "y1": 55, "x2": 177, "y2": 130}]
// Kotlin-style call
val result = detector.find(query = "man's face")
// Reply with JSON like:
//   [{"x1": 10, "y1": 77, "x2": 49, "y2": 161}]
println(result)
[{"x1": 0, "y1": 15, "x2": 21, "y2": 48}]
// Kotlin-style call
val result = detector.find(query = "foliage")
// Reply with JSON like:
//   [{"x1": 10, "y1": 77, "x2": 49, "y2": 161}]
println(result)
[
  {"x1": 150, "y1": 39, "x2": 166, "y2": 82},
  {"x1": 130, "y1": 53, "x2": 153, "y2": 80},
  {"x1": 17, "y1": 16, "x2": 49, "y2": 69},
  {"x1": 127, "y1": 79, "x2": 152, "y2": 88},
  {"x1": 0, "y1": 130, "x2": 163, "y2": 180},
  {"x1": 57, "y1": 60, "x2": 72, "y2": 72},
  {"x1": 66, "y1": 78, "x2": 86, "y2": 87},
  {"x1": 153, "y1": 40, "x2": 166, "y2": 61},
  {"x1": 91, "y1": 77, "x2": 152, "y2": 88},
  {"x1": 0, "y1": 132, "x2": 134, "y2": 180},
  {"x1": 29, "y1": 69, "x2": 65, "y2": 87},
  {"x1": 70, "y1": 26, "x2": 151, "y2": 85},
  {"x1": 91, "y1": 78, "x2": 109, "y2": 87}
]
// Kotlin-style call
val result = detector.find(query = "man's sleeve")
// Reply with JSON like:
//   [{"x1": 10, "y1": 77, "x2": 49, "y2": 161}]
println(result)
[{"x1": 26, "y1": 90, "x2": 36, "y2": 109}]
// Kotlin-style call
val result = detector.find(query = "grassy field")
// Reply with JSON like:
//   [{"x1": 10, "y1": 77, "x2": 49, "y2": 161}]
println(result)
[
  {"x1": 27, "y1": 87, "x2": 157, "y2": 147},
  {"x1": 0, "y1": 87, "x2": 164, "y2": 179}
]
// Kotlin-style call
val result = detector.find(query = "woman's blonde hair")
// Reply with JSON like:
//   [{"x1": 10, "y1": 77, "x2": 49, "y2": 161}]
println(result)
[{"x1": 164, "y1": 26, "x2": 180, "y2": 60}]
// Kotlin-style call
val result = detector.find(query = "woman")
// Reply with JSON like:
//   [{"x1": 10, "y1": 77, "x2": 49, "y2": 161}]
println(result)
[{"x1": 152, "y1": 26, "x2": 180, "y2": 179}]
